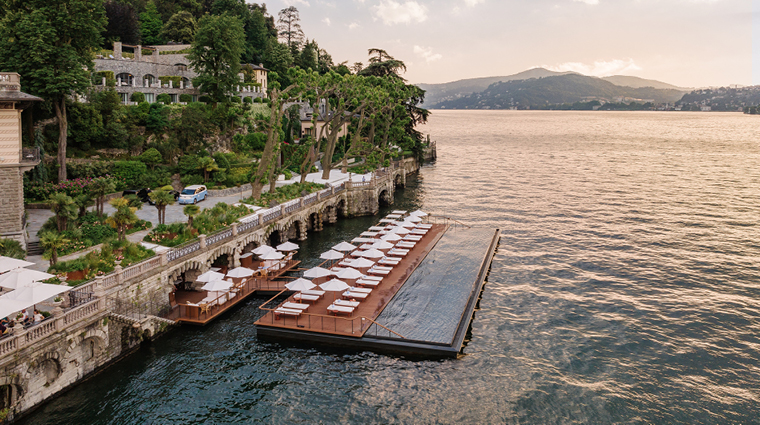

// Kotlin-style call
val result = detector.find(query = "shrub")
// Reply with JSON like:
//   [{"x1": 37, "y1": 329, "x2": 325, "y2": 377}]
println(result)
[
  {"x1": 139, "y1": 147, "x2": 163, "y2": 169},
  {"x1": 199, "y1": 95, "x2": 212, "y2": 103},
  {"x1": 230, "y1": 96, "x2": 242, "y2": 103},
  {"x1": 180, "y1": 174, "x2": 204, "y2": 186},
  {"x1": 212, "y1": 152, "x2": 231, "y2": 170},
  {"x1": 179, "y1": 93, "x2": 192, "y2": 103},
  {"x1": 253, "y1": 97, "x2": 262, "y2": 103},
  {"x1": 243, "y1": 97, "x2": 252, "y2": 104},
  {"x1": 283, "y1": 169, "x2": 293, "y2": 180},
  {"x1": 0, "y1": 238, "x2": 26, "y2": 259},
  {"x1": 130, "y1": 92, "x2": 145, "y2": 103},
  {"x1": 156, "y1": 93, "x2": 171, "y2": 104},
  {"x1": 112, "y1": 161, "x2": 148, "y2": 188},
  {"x1": 159, "y1": 76, "x2": 182, "y2": 87}
]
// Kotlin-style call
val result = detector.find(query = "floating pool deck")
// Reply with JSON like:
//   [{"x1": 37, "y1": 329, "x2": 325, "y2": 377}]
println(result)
[{"x1": 256, "y1": 225, "x2": 499, "y2": 358}]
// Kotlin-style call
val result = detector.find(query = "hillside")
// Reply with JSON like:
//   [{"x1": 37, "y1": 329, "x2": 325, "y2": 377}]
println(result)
[
  {"x1": 433, "y1": 74, "x2": 686, "y2": 109},
  {"x1": 601, "y1": 75, "x2": 688, "y2": 91},
  {"x1": 417, "y1": 68, "x2": 574, "y2": 106}
]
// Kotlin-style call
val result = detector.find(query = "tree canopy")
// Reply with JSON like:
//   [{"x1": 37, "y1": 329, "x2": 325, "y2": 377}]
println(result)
[{"x1": 188, "y1": 13, "x2": 245, "y2": 103}]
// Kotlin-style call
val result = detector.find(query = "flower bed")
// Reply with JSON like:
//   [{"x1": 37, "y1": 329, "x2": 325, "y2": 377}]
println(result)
[
  {"x1": 48, "y1": 241, "x2": 155, "y2": 286},
  {"x1": 143, "y1": 203, "x2": 251, "y2": 247},
  {"x1": 24, "y1": 175, "x2": 126, "y2": 202}
]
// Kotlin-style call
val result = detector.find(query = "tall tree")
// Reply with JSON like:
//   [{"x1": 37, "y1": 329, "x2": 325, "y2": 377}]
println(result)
[
  {"x1": 105, "y1": 198, "x2": 138, "y2": 241},
  {"x1": 149, "y1": 188, "x2": 175, "y2": 225},
  {"x1": 0, "y1": 0, "x2": 106, "y2": 182},
  {"x1": 40, "y1": 232, "x2": 70, "y2": 266},
  {"x1": 161, "y1": 10, "x2": 197, "y2": 43},
  {"x1": 188, "y1": 13, "x2": 245, "y2": 103},
  {"x1": 139, "y1": 1, "x2": 165, "y2": 45},
  {"x1": 276, "y1": 6, "x2": 304, "y2": 49},
  {"x1": 48, "y1": 193, "x2": 78, "y2": 232},
  {"x1": 104, "y1": 1, "x2": 141, "y2": 45},
  {"x1": 244, "y1": 5, "x2": 276, "y2": 64}
]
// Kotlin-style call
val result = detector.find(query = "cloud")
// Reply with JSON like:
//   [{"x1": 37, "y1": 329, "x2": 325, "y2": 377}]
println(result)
[
  {"x1": 464, "y1": 0, "x2": 485, "y2": 6},
  {"x1": 573, "y1": 0, "x2": 599, "y2": 4},
  {"x1": 544, "y1": 59, "x2": 641, "y2": 77},
  {"x1": 414, "y1": 45, "x2": 442, "y2": 63},
  {"x1": 284, "y1": 0, "x2": 311, "y2": 6},
  {"x1": 373, "y1": 1, "x2": 428, "y2": 25},
  {"x1": 349, "y1": 22, "x2": 360, "y2": 30},
  {"x1": 322, "y1": 17, "x2": 331, "y2": 26}
]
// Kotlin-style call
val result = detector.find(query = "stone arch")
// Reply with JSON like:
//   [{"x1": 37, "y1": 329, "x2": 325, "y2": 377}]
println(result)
[
  {"x1": 379, "y1": 189, "x2": 392, "y2": 206},
  {"x1": 283, "y1": 219, "x2": 306, "y2": 241},
  {"x1": 168, "y1": 260, "x2": 206, "y2": 285},
  {"x1": 24, "y1": 352, "x2": 63, "y2": 390},
  {"x1": 307, "y1": 211, "x2": 322, "y2": 232},
  {"x1": 208, "y1": 244, "x2": 235, "y2": 270},
  {"x1": 336, "y1": 198, "x2": 348, "y2": 218},
  {"x1": 267, "y1": 229, "x2": 283, "y2": 247},
  {"x1": 64, "y1": 329, "x2": 108, "y2": 364},
  {"x1": 115, "y1": 72, "x2": 133, "y2": 86},
  {"x1": 0, "y1": 375, "x2": 24, "y2": 411},
  {"x1": 144, "y1": 74, "x2": 157, "y2": 87},
  {"x1": 394, "y1": 172, "x2": 405, "y2": 188}
]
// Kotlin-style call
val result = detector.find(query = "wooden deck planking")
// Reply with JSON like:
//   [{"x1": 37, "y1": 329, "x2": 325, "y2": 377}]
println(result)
[{"x1": 254, "y1": 223, "x2": 448, "y2": 337}]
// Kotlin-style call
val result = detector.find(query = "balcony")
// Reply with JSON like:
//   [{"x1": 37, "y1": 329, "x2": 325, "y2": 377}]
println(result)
[{"x1": 21, "y1": 147, "x2": 40, "y2": 164}]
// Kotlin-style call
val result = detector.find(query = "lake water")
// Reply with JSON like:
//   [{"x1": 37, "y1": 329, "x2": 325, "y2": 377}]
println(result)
[{"x1": 20, "y1": 111, "x2": 760, "y2": 424}]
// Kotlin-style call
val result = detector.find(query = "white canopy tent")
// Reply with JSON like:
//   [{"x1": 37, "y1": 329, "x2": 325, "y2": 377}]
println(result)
[{"x1": 0, "y1": 269, "x2": 55, "y2": 290}]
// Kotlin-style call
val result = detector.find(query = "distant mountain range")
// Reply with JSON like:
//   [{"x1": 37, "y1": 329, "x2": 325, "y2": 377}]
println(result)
[{"x1": 418, "y1": 68, "x2": 689, "y2": 109}]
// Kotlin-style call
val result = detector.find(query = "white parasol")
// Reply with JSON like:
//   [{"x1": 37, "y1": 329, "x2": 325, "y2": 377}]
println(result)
[
  {"x1": 0, "y1": 269, "x2": 55, "y2": 290},
  {"x1": 285, "y1": 278, "x2": 316, "y2": 291},
  {"x1": 319, "y1": 279, "x2": 350, "y2": 301},
  {"x1": 1, "y1": 281, "x2": 71, "y2": 305},
  {"x1": 303, "y1": 266, "x2": 334, "y2": 279},
  {"x1": 0, "y1": 256, "x2": 35, "y2": 274},
  {"x1": 360, "y1": 249, "x2": 385, "y2": 259},
  {"x1": 320, "y1": 250, "x2": 344, "y2": 260},
  {"x1": 252, "y1": 245, "x2": 275, "y2": 255},
  {"x1": 196, "y1": 270, "x2": 226, "y2": 283},
  {"x1": 406, "y1": 215, "x2": 423, "y2": 223},
  {"x1": 226, "y1": 267, "x2": 254, "y2": 278},
  {"x1": 259, "y1": 250, "x2": 285, "y2": 260},
  {"x1": 332, "y1": 241, "x2": 357, "y2": 252},
  {"x1": 276, "y1": 241, "x2": 299, "y2": 251},
  {"x1": 396, "y1": 221, "x2": 416, "y2": 228},
  {"x1": 371, "y1": 240, "x2": 395, "y2": 250},
  {"x1": 409, "y1": 209, "x2": 427, "y2": 217},
  {"x1": 349, "y1": 257, "x2": 375, "y2": 268},
  {"x1": 0, "y1": 298, "x2": 34, "y2": 319},
  {"x1": 200, "y1": 279, "x2": 233, "y2": 292},
  {"x1": 391, "y1": 226, "x2": 411, "y2": 235},
  {"x1": 335, "y1": 267, "x2": 364, "y2": 280},
  {"x1": 381, "y1": 233, "x2": 403, "y2": 242}
]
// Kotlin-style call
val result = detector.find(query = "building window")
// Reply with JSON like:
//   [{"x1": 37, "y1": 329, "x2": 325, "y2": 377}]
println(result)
[
  {"x1": 144, "y1": 74, "x2": 156, "y2": 87},
  {"x1": 144, "y1": 93, "x2": 155, "y2": 103},
  {"x1": 170, "y1": 94, "x2": 178, "y2": 104},
  {"x1": 119, "y1": 93, "x2": 129, "y2": 104},
  {"x1": 116, "y1": 73, "x2": 133, "y2": 86},
  {"x1": 175, "y1": 63, "x2": 188, "y2": 71}
]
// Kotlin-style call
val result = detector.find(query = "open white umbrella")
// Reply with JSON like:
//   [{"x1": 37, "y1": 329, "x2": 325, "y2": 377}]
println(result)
[
  {"x1": 276, "y1": 241, "x2": 299, "y2": 252},
  {"x1": 332, "y1": 241, "x2": 357, "y2": 252},
  {"x1": 371, "y1": 240, "x2": 394, "y2": 250},
  {"x1": 252, "y1": 245, "x2": 275, "y2": 255},
  {"x1": 259, "y1": 250, "x2": 285, "y2": 260},
  {"x1": 0, "y1": 256, "x2": 34, "y2": 274},
  {"x1": 360, "y1": 249, "x2": 385, "y2": 259},
  {"x1": 359, "y1": 244, "x2": 375, "y2": 250},
  {"x1": 335, "y1": 267, "x2": 364, "y2": 280},
  {"x1": 196, "y1": 270, "x2": 226, "y2": 283},
  {"x1": 349, "y1": 257, "x2": 375, "y2": 268},
  {"x1": 0, "y1": 269, "x2": 55, "y2": 290},
  {"x1": 226, "y1": 267, "x2": 254, "y2": 278},
  {"x1": 396, "y1": 221, "x2": 416, "y2": 228},
  {"x1": 200, "y1": 279, "x2": 233, "y2": 292},
  {"x1": 303, "y1": 266, "x2": 333, "y2": 279},
  {"x1": 406, "y1": 215, "x2": 423, "y2": 223},
  {"x1": 391, "y1": 226, "x2": 411, "y2": 235},
  {"x1": 285, "y1": 278, "x2": 316, "y2": 291},
  {"x1": 319, "y1": 278, "x2": 350, "y2": 301},
  {"x1": 381, "y1": 233, "x2": 403, "y2": 242},
  {"x1": 1, "y1": 281, "x2": 71, "y2": 305},
  {"x1": 409, "y1": 209, "x2": 427, "y2": 217},
  {"x1": 0, "y1": 298, "x2": 34, "y2": 319},
  {"x1": 320, "y1": 250, "x2": 344, "y2": 260}
]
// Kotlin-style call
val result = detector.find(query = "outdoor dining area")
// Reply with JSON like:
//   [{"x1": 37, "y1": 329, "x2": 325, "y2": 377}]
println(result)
[
  {"x1": 0, "y1": 256, "x2": 72, "y2": 337},
  {"x1": 256, "y1": 209, "x2": 445, "y2": 337},
  {"x1": 170, "y1": 242, "x2": 301, "y2": 325}
]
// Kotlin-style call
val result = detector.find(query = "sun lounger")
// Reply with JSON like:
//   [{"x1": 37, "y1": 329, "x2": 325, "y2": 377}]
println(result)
[
  {"x1": 302, "y1": 289, "x2": 326, "y2": 297},
  {"x1": 348, "y1": 287, "x2": 372, "y2": 294},
  {"x1": 343, "y1": 291, "x2": 369, "y2": 300},
  {"x1": 357, "y1": 279, "x2": 380, "y2": 287},
  {"x1": 388, "y1": 248, "x2": 409, "y2": 257},
  {"x1": 369, "y1": 226, "x2": 386, "y2": 231},
  {"x1": 373, "y1": 265, "x2": 393, "y2": 271},
  {"x1": 410, "y1": 229, "x2": 427, "y2": 235},
  {"x1": 386, "y1": 214, "x2": 402, "y2": 219},
  {"x1": 396, "y1": 242, "x2": 416, "y2": 249},
  {"x1": 327, "y1": 304, "x2": 355, "y2": 315},
  {"x1": 335, "y1": 299, "x2": 361, "y2": 307},
  {"x1": 368, "y1": 268, "x2": 390, "y2": 276},
  {"x1": 378, "y1": 257, "x2": 401, "y2": 266},
  {"x1": 361, "y1": 275, "x2": 383, "y2": 281},
  {"x1": 378, "y1": 218, "x2": 396, "y2": 223},
  {"x1": 403, "y1": 235, "x2": 422, "y2": 241},
  {"x1": 294, "y1": 293, "x2": 320, "y2": 302},
  {"x1": 415, "y1": 223, "x2": 432, "y2": 229},
  {"x1": 274, "y1": 307, "x2": 303, "y2": 319},
  {"x1": 392, "y1": 210, "x2": 407, "y2": 215},
  {"x1": 361, "y1": 231, "x2": 379, "y2": 237},
  {"x1": 282, "y1": 302, "x2": 310, "y2": 310}
]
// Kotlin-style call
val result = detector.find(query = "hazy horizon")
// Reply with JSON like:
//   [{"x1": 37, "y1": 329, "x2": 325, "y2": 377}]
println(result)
[{"x1": 268, "y1": 0, "x2": 755, "y2": 88}]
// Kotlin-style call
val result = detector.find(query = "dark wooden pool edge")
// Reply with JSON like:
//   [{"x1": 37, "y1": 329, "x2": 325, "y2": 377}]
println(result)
[{"x1": 256, "y1": 228, "x2": 501, "y2": 358}]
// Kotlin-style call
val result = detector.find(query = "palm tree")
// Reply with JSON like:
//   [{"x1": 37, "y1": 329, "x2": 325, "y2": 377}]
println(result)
[
  {"x1": 73, "y1": 194, "x2": 93, "y2": 218},
  {"x1": 149, "y1": 188, "x2": 176, "y2": 225},
  {"x1": 105, "y1": 197, "x2": 138, "y2": 241},
  {"x1": 89, "y1": 177, "x2": 115, "y2": 217},
  {"x1": 197, "y1": 157, "x2": 219, "y2": 183},
  {"x1": 48, "y1": 193, "x2": 78, "y2": 232},
  {"x1": 183, "y1": 204, "x2": 200, "y2": 228},
  {"x1": 40, "y1": 231, "x2": 70, "y2": 266}
]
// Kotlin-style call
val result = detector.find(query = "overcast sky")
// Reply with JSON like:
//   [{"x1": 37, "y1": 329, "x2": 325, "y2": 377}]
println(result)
[{"x1": 264, "y1": 0, "x2": 756, "y2": 88}]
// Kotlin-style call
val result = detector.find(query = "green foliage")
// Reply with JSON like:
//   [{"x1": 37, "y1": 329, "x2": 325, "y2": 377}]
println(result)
[
  {"x1": 156, "y1": 93, "x2": 172, "y2": 104},
  {"x1": 130, "y1": 92, "x2": 146, "y2": 103},
  {"x1": 144, "y1": 202, "x2": 249, "y2": 246},
  {"x1": 139, "y1": 148, "x2": 163, "y2": 169},
  {"x1": 243, "y1": 97, "x2": 252, "y2": 104},
  {"x1": 212, "y1": 152, "x2": 231, "y2": 169},
  {"x1": 180, "y1": 174, "x2": 204, "y2": 186},
  {"x1": 242, "y1": 182, "x2": 324, "y2": 207},
  {"x1": 0, "y1": 239, "x2": 26, "y2": 260},
  {"x1": 189, "y1": 14, "x2": 245, "y2": 103},
  {"x1": 92, "y1": 70, "x2": 115, "y2": 85},
  {"x1": 140, "y1": 1, "x2": 165, "y2": 45},
  {"x1": 48, "y1": 241, "x2": 154, "y2": 276},
  {"x1": 232, "y1": 132, "x2": 266, "y2": 153},
  {"x1": 146, "y1": 102, "x2": 169, "y2": 132},
  {"x1": 159, "y1": 76, "x2": 182, "y2": 88},
  {"x1": 161, "y1": 11, "x2": 197, "y2": 43},
  {"x1": 112, "y1": 161, "x2": 148, "y2": 187},
  {"x1": 179, "y1": 93, "x2": 193, "y2": 102},
  {"x1": 231, "y1": 96, "x2": 242, "y2": 103}
]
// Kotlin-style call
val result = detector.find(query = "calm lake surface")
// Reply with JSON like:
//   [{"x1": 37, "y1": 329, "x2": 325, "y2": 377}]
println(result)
[{"x1": 20, "y1": 111, "x2": 760, "y2": 424}]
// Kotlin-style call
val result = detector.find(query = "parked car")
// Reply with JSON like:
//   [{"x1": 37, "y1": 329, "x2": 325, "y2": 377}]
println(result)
[
  {"x1": 122, "y1": 188, "x2": 153, "y2": 204},
  {"x1": 178, "y1": 185, "x2": 208, "y2": 204}
]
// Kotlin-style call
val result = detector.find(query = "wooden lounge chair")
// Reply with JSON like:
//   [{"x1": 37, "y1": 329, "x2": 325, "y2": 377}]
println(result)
[
  {"x1": 348, "y1": 287, "x2": 372, "y2": 294},
  {"x1": 378, "y1": 258, "x2": 401, "y2": 266},
  {"x1": 368, "y1": 268, "x2": 390, "y2": 276},
  {"x1": 357, "y1": 279, "x2": 380, "y2": 287},
  {"x1": 361, "y1": 275, "x2": 383, "y2": 281},
  {"x1": 294, "y1": 293, "x2": 320, "y2": 303},
  {"x1": 282, "y1": 302, "x2": 309, "y2": 311},
  {"x1": 274, "y1": 307, "x2": 303, "y2": 319},
  {"x1": 327, "y1": 304, "x2": 355, "y2": 316},
  {"x1": 388, "y1": 249, "x2": 409, "y2": 257},
  {"x1": 335, "y1": 299, "x2": 360, "y2": 307},
  {"x1": 302, "y1": 289, "x2": 326, "y2": 297}
]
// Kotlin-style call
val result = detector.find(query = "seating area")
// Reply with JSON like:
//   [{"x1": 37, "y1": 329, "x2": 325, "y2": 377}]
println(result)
[{"x1": 260, "y1": 209, "x2": 440, "y2": 335}]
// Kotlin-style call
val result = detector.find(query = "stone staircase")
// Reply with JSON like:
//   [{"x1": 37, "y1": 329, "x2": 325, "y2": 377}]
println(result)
[{"x1": 26, "y1": 241, "x2": 43, "y2": 255}]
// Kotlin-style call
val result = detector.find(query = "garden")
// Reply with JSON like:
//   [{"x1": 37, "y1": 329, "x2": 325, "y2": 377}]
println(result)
[
  {"x1": 143, "y1": 202, "x2": 252, "y2": 247},
  {"x1": 47, "y1": 239, "x2": 156, "y2": 286}
]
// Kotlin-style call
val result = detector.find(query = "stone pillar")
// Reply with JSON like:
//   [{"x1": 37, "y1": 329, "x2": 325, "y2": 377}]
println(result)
[
  {"x1": 135, "y1": 45, "x2": 142, "y2": 61},
  {"x1": 199, "y1": 234, "x2": 207, "y2": 249},
  {"x1": 280, "y1": 205, "x2": 285, "y2": 216},
  {"x1": 233, "y1": 249, "x2": 240, "y2": 268},
  {"x1": 102, "y1": 77, "x2": 106, "y2": 86},
  {"x1": 169, "y1": 80, "x2": 173, "y2": 88},
  {"x1": 298, "y1": 221, "x2": 308, "y2": 241},
  {"x1": 231, "y1": 223, "x2": 238, "y2": 236},
  {"x1": 115, "y1": 265, "x2": 123, "y2": 284},
  {"x1": 180, "y1": 80, "x2": 184, "y2": 89},
  {"x1": 258, "y1": 213, "x2": 264, "y2": 224},
  {"x1": 160, "y1": 251, "x2": 168, "y2": 266},
  {"x1": 114, "y1": 41, "x2": 122, "y2": 59}
]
